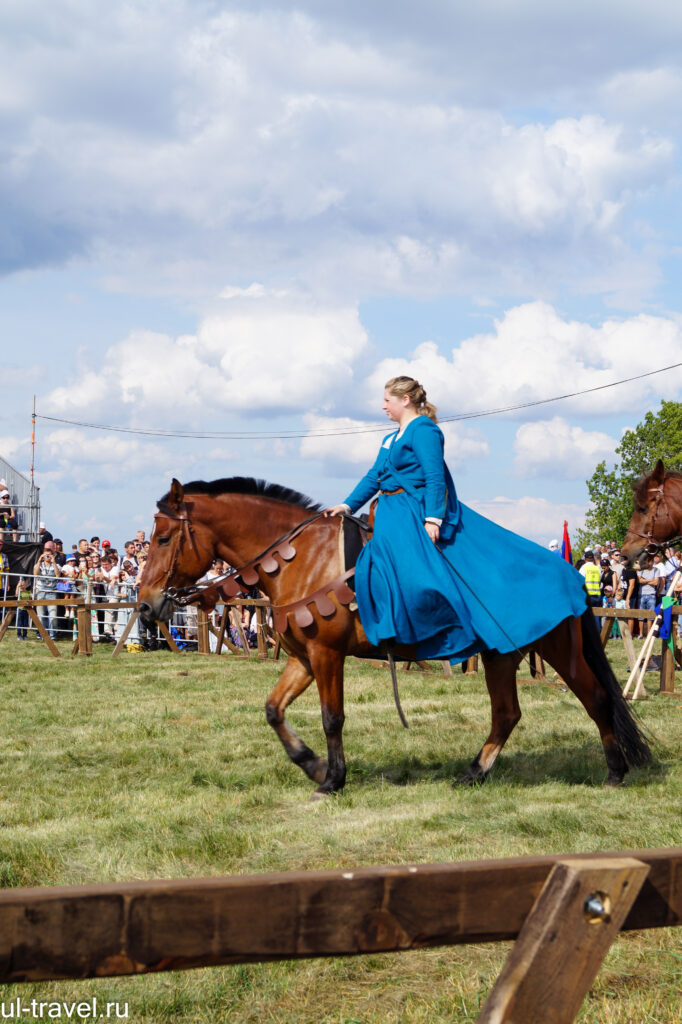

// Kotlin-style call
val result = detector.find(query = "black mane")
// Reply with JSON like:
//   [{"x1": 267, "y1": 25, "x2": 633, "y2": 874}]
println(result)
[{"x1": 159, "y1": 477, "x2": 322, "y2": 512}]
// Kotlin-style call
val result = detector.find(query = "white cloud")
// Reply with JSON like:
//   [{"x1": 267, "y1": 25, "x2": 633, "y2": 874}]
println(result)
[
  {"x1": 471, "y1": 495, "x2": 585, "y2": 544},
  {"x1": 44, "y1": 295, "x2": 368, "y2": 419},
  {"x1": 0, "y1": 6, "x2": 674, "y2": 298},
  {"x1": 513, "y1": 417, "x2": 617, "y2": 478},
  {"x1": 299, "y1": 414, "x2": 489, "y2": 475},
  {"x1": 300, "y1": 416, "x2": 386, "y2": 471},
  {"x1": 36, "y1": 429, "x2": 196, "y2": 490},
  {"x1": 598, "y1": 67, "x2": 682, "y2": 130},
  {"x1": 369, "y1": 301, "x2": 682, "y2": 419},
  {"x1": 0, "y1": 436, "x2": 29, "y2": 464}
]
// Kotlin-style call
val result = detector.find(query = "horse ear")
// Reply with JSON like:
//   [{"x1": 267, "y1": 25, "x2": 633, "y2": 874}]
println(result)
[
  {"x1": 651, "y1": 459, "x2": 665, "y2": 484},
  {"x1": 168, "y1": 478, "x2": 184, "y2": 511}
]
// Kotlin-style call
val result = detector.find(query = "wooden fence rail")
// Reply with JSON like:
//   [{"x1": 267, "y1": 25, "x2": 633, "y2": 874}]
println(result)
[
  {"x1": 1, "y1": 600, "x2": 680, "y2": 694},
  {"x1": 0, "y1": 847, "x2": 680, "y2": 1023}
]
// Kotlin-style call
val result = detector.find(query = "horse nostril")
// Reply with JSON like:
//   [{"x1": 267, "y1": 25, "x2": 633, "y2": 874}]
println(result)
[{"x1": 138, "y1": 601, "x2": 152, "y2": 617}]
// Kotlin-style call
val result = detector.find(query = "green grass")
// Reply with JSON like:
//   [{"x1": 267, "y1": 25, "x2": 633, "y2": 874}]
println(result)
[{"x1": 1, "y1": 634, "x2": 681, "y2": 1022}]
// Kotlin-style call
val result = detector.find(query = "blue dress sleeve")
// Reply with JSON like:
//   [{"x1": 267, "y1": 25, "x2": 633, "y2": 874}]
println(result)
[
  {"x1": 342, "y1": 439, "x2": 389, "y2": 512},
  {"x1": 410, "y1": 420, "x2": 448, "y2": 519}
]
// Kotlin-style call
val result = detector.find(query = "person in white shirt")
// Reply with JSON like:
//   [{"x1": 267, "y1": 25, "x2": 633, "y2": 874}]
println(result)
[
  {"x1": 658, "y1": 547, "x2": 681, "y2": 588},
  {"x1": 100, "y1": 555, "x2": 120, "y2": 641}
]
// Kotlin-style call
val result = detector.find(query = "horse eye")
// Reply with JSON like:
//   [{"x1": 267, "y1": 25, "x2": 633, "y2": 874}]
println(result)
[
  {"x1": 638, "y1": 507, "x2": 647, "y2": 514},
  {"x1": 157, "y1": 536, "x2": 171, "y2": 547}
]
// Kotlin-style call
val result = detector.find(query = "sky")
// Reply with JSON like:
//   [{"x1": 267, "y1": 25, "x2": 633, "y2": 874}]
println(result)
[{"x1": 2, "y1": 0, "x2": 682, "y2": 548}]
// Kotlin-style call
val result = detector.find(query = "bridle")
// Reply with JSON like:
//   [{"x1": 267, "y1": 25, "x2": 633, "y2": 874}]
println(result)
[
  {"x1": 152, "y1": 500, "x2": 216, "y2": 595},
  {"x1": 154, "y1": 501, "x2": 325, "y2": 603},
  {"x1": 626, "y1": 480, "x2": 679, "y2": 554}
]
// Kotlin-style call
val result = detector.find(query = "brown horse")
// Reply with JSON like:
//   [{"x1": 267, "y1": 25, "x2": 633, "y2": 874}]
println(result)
[
  {"x1": 621, "y1": 460, "x2": 682, "y2": 562},
  {"x1": 138, "y1": 477, "x2": 651, "y2": 796}
]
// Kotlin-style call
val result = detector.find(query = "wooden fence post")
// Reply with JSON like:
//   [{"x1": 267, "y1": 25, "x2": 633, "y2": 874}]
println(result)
[
  {"x1": 111, "y1": 610, "x2": 139, "y2": 657},
  {"x1": 0, "y1": 607, "x2": 16, "y2": 641},
  {"x1": 76, "y1": 603, "x2": 93, "y2": 656},
  {"x1": 618, "y1": 620, "x2": 637, "y2": 674},
  {"x1": 229, "y1": 607, "x2": 251, "y2": 657},
  {"x1": 196, "y1": 609, "x2": 210, "y2": 655},
  {"x1": 215, "y1": 606, "x2": 229, "y2": 654},
  {"x1": 478, "y1": 857, "x2": 649, "y2": 1024},
  {"x1": 529, "y1": 652, "x2": 546, "y2": 681},
  {"x1": 25, "y1": 605, "x2": 60, "y2": 657},
  {"x1": 255, "y1": 605, "x2": 268, "y2": 659},
  {"x1": 660, "y1": 638, "x2": 676, "y2": 695}
]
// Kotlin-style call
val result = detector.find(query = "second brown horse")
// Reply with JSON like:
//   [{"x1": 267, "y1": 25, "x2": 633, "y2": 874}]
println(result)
[{"x1": 138, "y1": 477, "x2": 651, "y2": 796}]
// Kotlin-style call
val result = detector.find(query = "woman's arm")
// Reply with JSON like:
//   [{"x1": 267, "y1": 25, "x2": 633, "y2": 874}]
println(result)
[
  {"x1": 339, "y1": 442, "x2": 388, "y2": 513},
  {"x1": 409, "y1": 419, "x2": 447, "y2": 520}
]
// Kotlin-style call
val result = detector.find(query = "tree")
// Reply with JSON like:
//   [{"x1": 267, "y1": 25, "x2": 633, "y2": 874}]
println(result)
[{"x1": 576, "y1": 400, "x2": 682, "y2": 551}]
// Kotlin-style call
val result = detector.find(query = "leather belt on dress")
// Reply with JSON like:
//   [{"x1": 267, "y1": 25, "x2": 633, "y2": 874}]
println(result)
[{"x1": 368, "y1": 488, "x2": 406, "y2": 537}]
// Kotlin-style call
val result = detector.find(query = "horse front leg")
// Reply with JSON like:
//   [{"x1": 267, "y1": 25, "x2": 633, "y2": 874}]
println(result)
[
  {"x1": 265, "y1": 655, "x2": 327, "y2": 785},
  {"x1": 457, "y1": 650, "x2": 522, "y2": 785},
  {"x1": 308, "y1": 645, "x2": 346, "y2": 798}
]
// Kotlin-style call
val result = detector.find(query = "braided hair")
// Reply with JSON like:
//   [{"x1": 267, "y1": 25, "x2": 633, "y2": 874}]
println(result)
[{"x1": 384, "y1": 376, "x2": 438, "y2": 422}]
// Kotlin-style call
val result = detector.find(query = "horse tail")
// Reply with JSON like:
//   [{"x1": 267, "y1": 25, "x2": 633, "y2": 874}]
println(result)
[{"x1": 580, "y1": 608, "x2": 652, "y2": 767}]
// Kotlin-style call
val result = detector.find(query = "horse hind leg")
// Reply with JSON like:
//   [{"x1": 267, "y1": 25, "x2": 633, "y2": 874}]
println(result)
[
  {"x1": 535, "y1": 614, "x2": 650, "y2": 787},
  {"x1": 457, "y1": 650, "x2": 522, "y2": 785},
  {"x1": 265, "y1": 656, "x2": 327, "y2": 785}
]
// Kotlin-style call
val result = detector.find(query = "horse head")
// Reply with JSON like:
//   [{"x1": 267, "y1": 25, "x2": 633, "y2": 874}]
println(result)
[
  {"x1": 621, "y1": 459, "x2": 682, "y2": 563},
  {"x1": 137, "y1": 478, "x2": 216, "y2": 626}
]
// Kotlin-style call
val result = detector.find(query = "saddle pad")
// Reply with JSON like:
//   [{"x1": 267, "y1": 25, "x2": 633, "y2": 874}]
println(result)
[{"x1": 341, "y1": 514, "x2": 368, "y2": 592}]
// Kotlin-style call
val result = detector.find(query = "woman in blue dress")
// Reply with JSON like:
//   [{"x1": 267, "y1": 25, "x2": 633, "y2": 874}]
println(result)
[{"x1": 325, "y1": 376, "x2": 588, "y2": 662}]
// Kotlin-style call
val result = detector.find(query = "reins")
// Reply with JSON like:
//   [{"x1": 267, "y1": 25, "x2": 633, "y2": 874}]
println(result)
[{"x1": 159, "y1": 508, "x2": 324, "y2": 603}]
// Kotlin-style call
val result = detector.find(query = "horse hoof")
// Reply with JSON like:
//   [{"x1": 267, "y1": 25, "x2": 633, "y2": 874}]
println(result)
[
  {"x1": 604, "y1": 775, "x2": 625, "y2": 788},
  {"x1": 310, "y1": 790, "x2": 331, "y2": 802}
]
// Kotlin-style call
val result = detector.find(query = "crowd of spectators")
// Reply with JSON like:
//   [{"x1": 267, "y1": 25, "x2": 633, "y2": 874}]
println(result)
[
  {"x1": 0, "y1": 524, "x2": 269, "y2": 652},
  {"x1": 569, "y1": 540, "x2": 682, "y2": 639},
  {"x1": 2, "y1": 515, "x2": 680, "y2": 650},
  {"x1": 2, "y1": 527, "x2": 154, "y2": 646}
]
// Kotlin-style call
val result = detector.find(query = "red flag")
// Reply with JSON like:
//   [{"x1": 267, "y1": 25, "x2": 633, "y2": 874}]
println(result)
[{"x1": 561, "y1": 520, "x2": 572, "y2": 564}]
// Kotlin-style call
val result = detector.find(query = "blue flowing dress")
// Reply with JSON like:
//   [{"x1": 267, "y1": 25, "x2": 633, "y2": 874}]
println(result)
[{"x1": 343, "y1": 416, "x2": 587, "y2": 661}]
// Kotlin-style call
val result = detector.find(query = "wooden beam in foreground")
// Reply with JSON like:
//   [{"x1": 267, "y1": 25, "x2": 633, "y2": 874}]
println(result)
[
  {"x1": 0, "y1": 847, "x2": 679, "y2": 984},
  {"x1": 478, "y1": 857, "x2": 649, "y2": 1024}
]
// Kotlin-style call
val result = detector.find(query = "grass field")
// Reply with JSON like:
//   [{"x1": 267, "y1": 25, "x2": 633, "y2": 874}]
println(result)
[{"x1": 1, "y1": 633, "x2": 681, "y2": 1023}]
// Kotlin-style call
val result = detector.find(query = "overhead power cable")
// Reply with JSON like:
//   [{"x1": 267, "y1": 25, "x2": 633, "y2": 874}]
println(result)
[{"x1": 35, "y1": 360, "x2": 682, "y2": 441}]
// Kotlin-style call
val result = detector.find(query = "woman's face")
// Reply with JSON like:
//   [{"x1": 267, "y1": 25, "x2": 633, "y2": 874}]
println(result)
[{"x1": 382, "y1": 389, "x2": 409, "y2": 422}]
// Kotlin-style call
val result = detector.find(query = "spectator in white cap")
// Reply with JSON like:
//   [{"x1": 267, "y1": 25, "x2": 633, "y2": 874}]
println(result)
[
  {"x1": 548, "y1": 539, "x2": 560, "y2": 554},
  {"x1": 39, "y1": 521, "x2": 54, "y2": 544},
  {"x1": 0, "y1": 487, "x2": 18, "y2": 540}
]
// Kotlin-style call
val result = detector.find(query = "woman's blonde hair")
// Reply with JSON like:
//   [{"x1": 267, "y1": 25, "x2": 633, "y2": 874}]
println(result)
[{"x1": 385, "y1": 376, "x2": 438, "y2": 422}]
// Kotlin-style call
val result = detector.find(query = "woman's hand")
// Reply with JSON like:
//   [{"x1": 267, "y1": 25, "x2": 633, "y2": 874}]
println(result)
[
  {"x1": 323, "y1": 505, "x2": 347, "y2": 517},
  {"x1": 424, "y1": 521, "x2": 440, "y2": 544}
]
